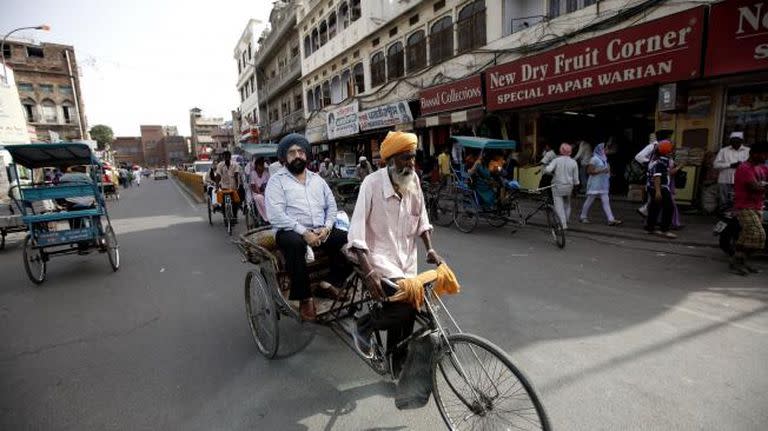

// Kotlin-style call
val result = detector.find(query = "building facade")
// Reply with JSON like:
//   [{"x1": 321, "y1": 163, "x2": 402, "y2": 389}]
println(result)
[
  {"x1": 189, "y1": 107, "x2": 226, "y2": 158},
  {"x1": 112, "y1": 137, "x2": 144, "y2": 166},
  {"x1": 235, "y1": 19, "x2": 262, "y2": 144},
  {"x1": 140, "y1": 125, "x2": 165, "y2": 167},
  {"x1": 251, "y1": 0, "x2": 305, "y2": 143},
  {"x1": 2, "y1": 40, "x2": 88, "y2": 142}
]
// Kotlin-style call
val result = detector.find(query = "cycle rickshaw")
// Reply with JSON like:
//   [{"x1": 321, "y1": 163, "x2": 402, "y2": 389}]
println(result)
[
  {"x1": 443, "y1": 136, "x2": 566, "y2": 248},
  {"x1": 6, "y1": 143, "x2": 120, "y2": 284},
  {"x1": 236, "y1": 227, "x2": 551, "y2": 430},
  {"x1": 241, "y1": 144, "x2": 278, "y2": 230}
]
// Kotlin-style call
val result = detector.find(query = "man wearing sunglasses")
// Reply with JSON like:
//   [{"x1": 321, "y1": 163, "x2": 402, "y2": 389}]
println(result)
[{"x1": 347, "y1": 131, "x2": 443, "y2": 377}]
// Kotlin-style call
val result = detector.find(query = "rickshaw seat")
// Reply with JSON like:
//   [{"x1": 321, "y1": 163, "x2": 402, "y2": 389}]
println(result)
[
  {"x1": 243, "y1": 228, "x2": 332, "y2": 271},
  {"x1": 23, "y1": 208, "x2": 103, "y2": 224},
  {"x1": 19, "y1": 184, "x2": 96, "y2": 202}
]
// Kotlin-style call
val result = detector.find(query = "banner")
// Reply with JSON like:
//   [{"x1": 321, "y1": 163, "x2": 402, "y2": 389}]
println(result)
[
  {"x1": 485, "y1": 7, "x2": 705, "y2": 111},
  {"x1": 420, "y1": 75, "x2": 483, "y2": 115},
  {"x1": 358, "y1": 101, "x2": 413, "y2": 131},
  {"x1": 705, "y1": 0, "x2": 768, "y2": 77},
  {"x1": 327, "y1": 101, "x2": 359, "y2": 139}
]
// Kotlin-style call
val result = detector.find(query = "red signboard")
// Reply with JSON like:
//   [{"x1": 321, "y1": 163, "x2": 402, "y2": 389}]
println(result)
[
  {"x1": 485, "y1": 7, "x2": 705, "y2": 111},
  {"x1": 705, "y1": 0, "x2": 768, "y2": 77},
  {"x1": 420, "y1": 75, "x2": 483, "y2": 115}
]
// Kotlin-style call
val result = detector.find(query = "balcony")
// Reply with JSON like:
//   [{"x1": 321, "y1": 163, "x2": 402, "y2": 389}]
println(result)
[
  {"x1": 253, "y1": 7, "x2": 296, "y2": 68},
  {"x1": 265, "y1": 110, "x2": 306, "y2": 140},
  {"x1": 257, "y1": 56, "x2": 301, "y2": 105}
]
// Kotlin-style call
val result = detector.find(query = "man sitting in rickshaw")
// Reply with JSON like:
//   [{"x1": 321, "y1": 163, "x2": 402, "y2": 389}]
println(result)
[
  {"x1": 468, "y1": 153, "x2": 497, "y2": 209},
  {"x1": 347, "y1": 131, "x2": 443, "y2": 377},
  {"x1": 265, "y1": 133, "x2": 350, "y2": 321}
]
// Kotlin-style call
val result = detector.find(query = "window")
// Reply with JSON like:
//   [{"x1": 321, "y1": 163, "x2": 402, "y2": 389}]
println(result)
[
  {"x1": 238, "y1": 59, "x2": 242, "y2": 74},
  {"x1": 18, "y1": 83, "x2": 34, "y2": 92},
  {"x1": 319, "y1": 20, "x2": 328, "y2": 46},
  {"x1": 340, "y1": 69, "x2": 351, "y2": 100},
  {"x1": 304, "y1": 36, "x2": 311, "y2": 58},
  {"x1": 566, "y1": 0, "x2": 578, "y2": 12},
  {"x1": 62, "y1": 104, "x2": 73, "y2": 124},
  {"x1": 322, "y1": 81, "x2": 331, "y2": 106},
  {"x1": 294, "y1": 92, "x2": 303, "y2": 111},
  {"x1": 351, "y1": 0, "x2": 361, "y2": 22},
  {"x1": 430, "y1": 16, "x2": 453, "y2": 65},
  {"x1": 328, "y1": 12, "x2": 337, "y2": 39},
  {"x1": 39, "y1": 84, "x2": 54, "y2": 93},
  {"x1": 550, "y1": 0, "x2": 594, "y2": 17},
  {"x1": 389, "y1": 27, "x2": 398, "y2": 37},
  {"x1": 330, "y1": 76, "x2": 342, "y2": 104},
  {"x1": 314, "y1": 86, "x2": 323, "y2": 108},
  {"x1": 311, "y1": 28, "x2": 319, "y2": 52},
  {"x1": 409, "y1": 14, "x2": 419, "y2": 26},
  {"x1": 41, "y1": 100, "x2": 57, "y2": 123},
  {"x1": 353, "y1": 63, "x2": 365, "y2": 94},
  {"x1": 339, "y1": 2, "x2": 350, "y2": 29},
  {"x1": 457, "y1": 0, "x2": 486, "y2": 53},
  {"x1": 59, "y1": 85, "x2": 74, "y2": 95},
  {"x1": 2, "y1": 45, "x2": 10, "y2": 59},
  {"x1": 406, "y1": 31, "x2": 427, "y2": 72},
  {"x1": 27, "y1": 46, "x2": 44, "y2": 58},
  {"x1": 548, "y1": 0, "x2": 561, "y2": 18},
  {"x1": 434, "y1": 0, "x2": 445, "y2": 11},
  {"x1": 247, "y1": 43, "x2": 252, "y2": 60},
  {"x1": 387, "y1": 42, "x2": 404, "y2": 81},
  {"x1": 307, "y1": 89, "x2": 315, "y2": 111},
  {"x1": 21, "y1": 99, "x2": 36, "y2": 122},
  {"x1": 370, "y1": 52, "x2": 386, "y2": 87}
]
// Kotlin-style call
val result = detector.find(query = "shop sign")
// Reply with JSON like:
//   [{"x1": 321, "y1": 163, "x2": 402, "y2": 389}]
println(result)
[
  {"x1": 306, "y1": 124, "x2": 328, "y2": 144},
  {"x1": 484, "y1": 7, "x2": 705, "y2": 111},
  {"x1": 327, "y1": 101, "x2": 359, "y2": 139},
  {"x1": 358, "y1": 101, "x2": 414, "y2": 131},
  {"x1": 420, "y1": 75, "x2": 483, "y2": 115},
  {"x1": 705, "y1": 0, "x2": 768, "y2": 77}
]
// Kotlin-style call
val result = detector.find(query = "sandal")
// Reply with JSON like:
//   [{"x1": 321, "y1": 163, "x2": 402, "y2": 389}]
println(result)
[{"x1": 608, "y1": 220, "x2": 623, "y2": 226}]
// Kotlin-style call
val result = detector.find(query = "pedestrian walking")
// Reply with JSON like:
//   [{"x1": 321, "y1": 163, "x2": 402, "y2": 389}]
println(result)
[
  {"x1": 573, "y1": 140, "x2": 592, "y2": 194},
  {"x1": 713, "y1": 131, "x2": 750, "y2": 212},
  {"x1": 133, "y1": 168, "x2": 142, "y2": 187},
  {"x1": 635, "y1": 129, "x2": 674, "y2": 218},
  {"x1": 579, "y1": 143, "x2": 622, "y2": 226},
  {"x1": 544, "y1": 143, "x2": 579, "y2": 229},
  {"x1": 729, "y1": 141, "x2": 768, "y2": 275},
  {"x1": 644, "y1": 140, "x2": 677, "y2": 238},
  {"x1": 355, "y1": 156, "x2": 372, "y2": 181}
]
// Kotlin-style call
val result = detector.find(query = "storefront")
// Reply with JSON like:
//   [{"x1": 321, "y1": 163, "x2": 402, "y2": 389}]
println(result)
[
  {"x1": 483, "y1": 6, "x2": 707, "y2": 195},
  {"x1": 416, "y1": 75, "x2": 486, "y2": 158}
]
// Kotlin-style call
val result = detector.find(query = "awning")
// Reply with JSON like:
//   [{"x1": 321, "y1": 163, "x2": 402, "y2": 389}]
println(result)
[{"x1": 415, "y1": 107, "x2": 485, "y2": 129}]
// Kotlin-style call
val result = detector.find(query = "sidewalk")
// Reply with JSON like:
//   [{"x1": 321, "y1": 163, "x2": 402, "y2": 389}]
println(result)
[{"x1": 560, "y1": 196, "x2": 718, "y2": 247}]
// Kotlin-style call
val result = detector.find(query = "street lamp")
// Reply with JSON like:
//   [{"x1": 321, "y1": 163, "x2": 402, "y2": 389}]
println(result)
[{"x1": 1, "y1": 24, "x2": 51, "y2": 85}]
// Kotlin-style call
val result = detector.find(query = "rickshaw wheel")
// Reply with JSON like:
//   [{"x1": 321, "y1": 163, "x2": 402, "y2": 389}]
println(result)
[
  {"x1": 432, "y1": 333, "x2": 551, "y2": 431},
  {"x1": 432, "y1": 186, "x2": 456, "y2": 227},
  {"x1": 105, "y1": 225, "x2": 120, "y2": 271},
  {"x1": 545, "y1": 206, "x2": 566, "y2": 249},
  {"x1": 244, "y1": 270, "x2": 279, "y2": 358},
  {"x1": 23, "y1": 235, "x2": 46, "y2": 285},
  {"x1": 207, "y1": 199, "x2": 213, "y2": 225},
  {"x1": 453, "y1": 193, "x2": 479, "y2": 233}
]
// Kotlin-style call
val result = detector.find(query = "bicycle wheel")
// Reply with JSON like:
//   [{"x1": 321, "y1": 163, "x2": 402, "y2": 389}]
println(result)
[
  {"x1": 433, "y1": 185, "x2": 456, "y2": 227},
  {"x1": 244, "y1": 270, "x2": 279, "y2": 358},
  {"x1": 453, "y1": 192, "x2": 479, "y2": 233},
  {"x1": 487, "y1": 205, "x2": 509, "y2": 228},
  {"x1": 432, "y1": 333, "x2": 551, "y2": 431},
  {"x1": 545, "y1": 205, "x2": 566, "y2": 249},
  {"x1": 23, "y1": 234, "x2": 46, "y2": 285},
  {"x1": 207, "y1": 198, "x2": 213, "y2": 225},
  {"x1": 105, "y1": 225, "x2": 120, "y2": 271}
]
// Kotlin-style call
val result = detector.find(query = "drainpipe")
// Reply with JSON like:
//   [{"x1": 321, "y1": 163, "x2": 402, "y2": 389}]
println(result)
[{"x1": 64, "y1": 48, "x2": 85, "y2": 139}]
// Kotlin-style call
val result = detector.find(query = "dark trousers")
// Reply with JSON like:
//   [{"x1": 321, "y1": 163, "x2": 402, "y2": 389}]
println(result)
[
  {"x1": 358, "y1": 281, "x2": 417, "y2": 364},
  {"x1": 275, "y1": 227, "x2": 350, "y2": 300},
  {"x1": 646, "y1": 187, "x2": 673, "y2": 232}
]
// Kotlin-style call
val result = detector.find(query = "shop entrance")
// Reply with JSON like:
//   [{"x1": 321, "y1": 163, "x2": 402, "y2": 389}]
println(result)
[{"x1": 539, "y1": 99, "x2": 656, "y2": 195}]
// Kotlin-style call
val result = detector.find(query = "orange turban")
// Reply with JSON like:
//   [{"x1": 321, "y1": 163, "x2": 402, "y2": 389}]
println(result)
[
  {"x1": 657, "y1": 140, "x2": 674, "y2": 156},
  {"x1": 380, "y1": 131, "x2": 417, "y2": 161}
]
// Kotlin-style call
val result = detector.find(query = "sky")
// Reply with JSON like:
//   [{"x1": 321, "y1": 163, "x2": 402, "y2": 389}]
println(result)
[{"x1": 1, "y1": 0, "x2": 272, "y2": 137}]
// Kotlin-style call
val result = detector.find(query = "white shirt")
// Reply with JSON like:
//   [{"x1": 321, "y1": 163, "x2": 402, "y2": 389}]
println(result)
[
  {"x1": 635, "y1": 143, "x2": 656, "y2": 164},
  {"x1": 574, "y1": 141, "x2": 592, "y2": 165},
  {"x1": 347, "y1": 168, "x2": 432, "y2": 279},
  {"x1": 713, "y1": 145, "x2": 750, "y2": 184},
  {"x1": 268, "y1": 161, "x2": 283, "y2": 176},
  {"x1": 216, "y1": 161, "x2": 241, "y2": 190},
  {"x1": 544, "y1": 156, "x2": 580, "y2": 196},
  {"x1": 540, "y1": 150, "x2": 557, "y2": 166}
]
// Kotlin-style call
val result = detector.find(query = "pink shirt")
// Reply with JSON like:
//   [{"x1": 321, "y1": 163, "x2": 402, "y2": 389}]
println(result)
[
  {"x1": 347, "y1": 168, "x2": 432, "y2": 279},
  {"x1": 733, "y1": 162, "x2": 767, "y2": 211}
]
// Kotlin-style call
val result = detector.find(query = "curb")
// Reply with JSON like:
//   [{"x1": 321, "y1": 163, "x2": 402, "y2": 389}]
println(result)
[
  {"x1": 172, "y1": 177, "x2": 204, "y2": 204},
  {"x1": 526, "y1": 221, "x2": 718, "y2": 248}
]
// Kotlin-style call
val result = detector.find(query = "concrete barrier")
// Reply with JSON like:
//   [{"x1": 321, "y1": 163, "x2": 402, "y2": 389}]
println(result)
[{"x1": 172, "y1": 171, "x2": 204, "y2": 201}]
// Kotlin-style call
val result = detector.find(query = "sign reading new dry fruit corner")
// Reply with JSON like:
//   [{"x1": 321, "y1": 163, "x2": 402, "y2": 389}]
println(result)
[
  {"x1": 420, "y1": 75, "x2": 483, "y2": 115},
  {"x1": 484, "y1": 7, "x2": 705, "y2": 111},
  {"x1": 705, "y1": 0, "x2": 768, "y2": 77}
]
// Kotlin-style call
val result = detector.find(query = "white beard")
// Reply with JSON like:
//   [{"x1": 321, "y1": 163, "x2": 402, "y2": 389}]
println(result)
[{"x1": 389, "y1": 166, "x2": 418, "y2": 195}]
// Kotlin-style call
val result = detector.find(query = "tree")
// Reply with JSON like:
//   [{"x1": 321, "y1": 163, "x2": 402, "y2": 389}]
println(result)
[{"x1": 90, "y1": 125, "x2": 114, "y2": 150}]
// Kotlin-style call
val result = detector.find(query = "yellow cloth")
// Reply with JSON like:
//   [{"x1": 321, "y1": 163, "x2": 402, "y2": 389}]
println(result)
[
  {"x1": 438, "y1": 153, "x2": 451, "y2": 176},
  {"x1": 390, "y1": 263, "x2": 461, "y2": 309},
  {"x1": 380, "y1": 131, "x2": 418, "y2": 161}
]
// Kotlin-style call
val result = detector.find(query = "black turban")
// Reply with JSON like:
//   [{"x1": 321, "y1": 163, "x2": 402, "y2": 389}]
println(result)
[{"x1": 277, "y1": 133, "x2": 311, "y2": 160}]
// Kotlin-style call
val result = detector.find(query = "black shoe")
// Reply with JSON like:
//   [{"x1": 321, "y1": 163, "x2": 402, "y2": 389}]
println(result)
[
  {"x1": 744, "y1": 264, "x2": 762, "y2": 274},
  {"x1": 729, "y1": 263, "x2": 749, "y2": 276}
]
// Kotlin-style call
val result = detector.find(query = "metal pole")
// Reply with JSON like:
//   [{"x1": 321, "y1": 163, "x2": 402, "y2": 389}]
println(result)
[{"x1": 64, "y1": 49, "x2": 85, "y2": 139}]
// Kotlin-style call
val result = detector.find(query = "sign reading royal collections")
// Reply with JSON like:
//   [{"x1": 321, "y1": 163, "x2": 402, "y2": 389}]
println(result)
[
  {"x1": 420, "y1": 75, "x2": 483, "y2": 115},
  {"x1": 485, "y1": 7, "x2": 705, "y2": 111},
  {"x1": 705, "y1": 0, "x2": 768, "y2": 77},
  {"x1": 327, "y1": 101, "x2": 360, "y2": 139},
  {"x1": 358, "y1": 101, "x2": 414, "y2": 131}
]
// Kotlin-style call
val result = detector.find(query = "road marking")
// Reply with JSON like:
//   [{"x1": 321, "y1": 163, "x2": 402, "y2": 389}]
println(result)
[
  {"x1": 663, "y1": 303, "x2": 768, "y2": 335},
  {"x1": 171, "y1": 178, "x2": 198, "y2": 211}
]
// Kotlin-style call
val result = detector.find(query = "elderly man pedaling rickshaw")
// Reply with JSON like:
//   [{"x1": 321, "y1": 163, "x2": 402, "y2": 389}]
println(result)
[{"x1": 346, "y1": 131, "x2": 444, "y2": 377}]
